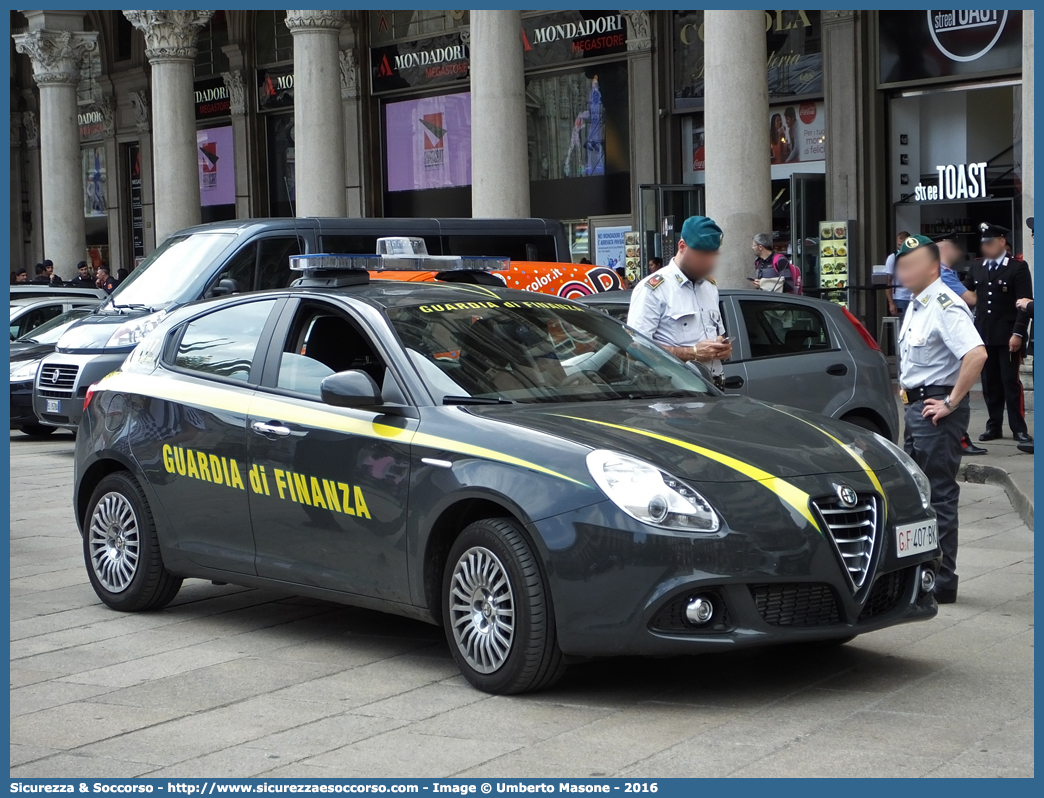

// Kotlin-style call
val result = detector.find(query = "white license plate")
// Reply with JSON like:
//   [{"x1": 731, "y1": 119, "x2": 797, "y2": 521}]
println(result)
[
  {"x1": 896, "y1": 519, "x2": 938, "y2": 557},
  {"x1": 45, "y1": 399, "x2": 60, "y2": 414}
]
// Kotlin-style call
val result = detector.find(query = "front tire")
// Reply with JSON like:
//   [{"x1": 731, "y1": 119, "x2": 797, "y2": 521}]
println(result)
[
  {"x1": 442, "y1": 517, "x2": 565, "y2": 694},
  {"x1": 83, "y1": 471, "x2": 182, "y2": 611}
]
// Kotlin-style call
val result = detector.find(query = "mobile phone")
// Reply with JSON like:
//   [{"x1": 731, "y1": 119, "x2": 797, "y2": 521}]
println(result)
[
  {"x1": 746, "y1": 277, "x2": 757, "y2": 282},
  {"x1": 720, "y1": 336, "x2": 732, "y2": 343}
]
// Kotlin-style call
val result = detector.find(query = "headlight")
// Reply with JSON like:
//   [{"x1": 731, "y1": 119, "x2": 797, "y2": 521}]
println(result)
[
  {"x1": 874, "y1": 433, "x2": 931, "y2": 510},
  {"x1": 10, "y1": 359, "x2": 40, "y2": 383},
  {"x1": 105, "y1": 311, "x2": 166, "y2": 348},
  {"x1": 587, "y1": 450, "x2": 720, "y2": 532}
]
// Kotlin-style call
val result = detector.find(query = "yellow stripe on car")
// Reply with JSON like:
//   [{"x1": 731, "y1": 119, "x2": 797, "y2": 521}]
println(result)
[
  {"x1": 95, "y1": 372, "x2": 587, "y2": 486},
  {"x1": 554, "y1": 415, "x2": 822, "y2": 532},
  {"x1": 766, "y1": 406, "x2": 888, "y2": 521}
]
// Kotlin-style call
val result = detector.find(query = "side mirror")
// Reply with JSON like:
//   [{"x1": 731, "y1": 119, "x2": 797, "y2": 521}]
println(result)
[
  {"x1": 685, "y1": 360, "x2": 714, "y2": 382},
  {"x1": 207, "y1": 278, "x2": 240, "y2": 298},
  {"x1": 320, "y1": 370, "x2": 382, "y2": 408}
]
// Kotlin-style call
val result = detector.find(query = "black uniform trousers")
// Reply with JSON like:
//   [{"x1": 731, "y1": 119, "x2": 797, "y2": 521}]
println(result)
[
  {"x1": 980, "y1": 345, "x2": 1027, "y2": 435},
  {"x1": 903, "y1": 396, "x2": 970, "y2": 593}
]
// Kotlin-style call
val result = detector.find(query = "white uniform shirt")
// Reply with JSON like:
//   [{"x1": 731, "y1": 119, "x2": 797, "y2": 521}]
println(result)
[
  {"x1": 885, "y1": 252, "x2": 912, "y2": 302},
  {"x1": 898, "y1": 276, "x2": 984, "y2": 389},
  {"x1": 626, "y1": 259, "x2": 725, "y2": 374}
]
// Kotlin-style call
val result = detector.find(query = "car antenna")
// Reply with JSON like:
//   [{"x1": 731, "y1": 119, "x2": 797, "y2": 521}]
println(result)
[{"x1": 285, "y1": 176, "x2": 304, "y2": 252}]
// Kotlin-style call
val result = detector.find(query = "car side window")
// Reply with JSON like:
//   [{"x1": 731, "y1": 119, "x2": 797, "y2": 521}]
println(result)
[
  {"x1": 12, "y1": 304, "x2": 63, "y2": 339},
  {"x1": 274, "y1": 303, "x2": 402, "y2": 402},
  {"x1": 256, "y1": 237, "x2": 304, "y2": 290},
  {"x1": 206, "y1": 243, "x2": 256, "y2": 298},
  {"x1": 171, "y1": 299, "x2": 278, "y2": 383},
  {"x1": 739, "y1": 300, "x2": 830, "y2": 359}
]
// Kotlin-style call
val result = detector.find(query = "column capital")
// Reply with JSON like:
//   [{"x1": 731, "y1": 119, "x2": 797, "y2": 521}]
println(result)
[
  {"x1": 339, "y1": 49, "x2": 358, "y2": 100},
  {"x1": 285, "y1": 10, "x2": 345, "y2": 34},
  {"x1": 12, "y1": 29, "x2": 97, "y2": 86},
  {"x1": 621, "y1": 10, "x2": 651, "y2": 52},
  {"x1": 221, "y1": 70, "x2": 247, "y2": 116},
  {"x1": 123, "y1": 10, "x2": 213, "y2": 63}
]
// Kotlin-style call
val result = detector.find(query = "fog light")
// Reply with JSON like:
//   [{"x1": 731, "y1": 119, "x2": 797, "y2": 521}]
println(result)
[
  {"x1": 920, "y1": 568, "x2": 936, "y2": 594},
  {"x1": 685, "y1": 595, "x2": 715, "y2": 625}
]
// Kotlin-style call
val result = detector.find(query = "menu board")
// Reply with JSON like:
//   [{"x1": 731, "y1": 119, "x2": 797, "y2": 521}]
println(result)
[
  {"x1": 624, "y1": 231, "x2": 641, "y2": 281},
  {"x1": 818, "y1": 220, "x2": 850, "y2": 307}
]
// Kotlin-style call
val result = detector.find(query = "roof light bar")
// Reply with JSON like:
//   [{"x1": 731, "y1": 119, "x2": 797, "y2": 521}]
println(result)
[{"x1": 290, "y1": 238, "x2": 510, "y2": 273}]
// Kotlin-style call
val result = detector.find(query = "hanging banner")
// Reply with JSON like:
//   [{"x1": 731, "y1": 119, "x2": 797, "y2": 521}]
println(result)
[
  {"x1": 83, "y1": 146, "x2": 106, "y2": 218},
  {"x1": 197, "y1": 126, "x2": 236, "y2": 207},
  {"x1": 385, "y1": 92, "x2": 472, "y2": 192}
]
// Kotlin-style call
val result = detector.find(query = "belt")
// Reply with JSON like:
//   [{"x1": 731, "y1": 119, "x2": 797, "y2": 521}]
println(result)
[{"x1": 900, "y1": 385, "x2": 954, "y2": 404}]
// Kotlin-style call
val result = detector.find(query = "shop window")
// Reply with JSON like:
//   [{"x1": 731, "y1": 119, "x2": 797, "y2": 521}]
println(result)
[
  {"x1": 194, "y1": 11, "x2": 228, "y2": 78},
  {"x1": 266, "y1": 115, "x2": 296, "y2": 217},
  {"x1": 173, "y1": 300, "x2": 278, "y2": 383},
  {"x1": 255, "y1": 10, "x2": 293, "y2": 65},
  {"x1": 115, "y1": 14, "x2": 133, "y2": 61}
]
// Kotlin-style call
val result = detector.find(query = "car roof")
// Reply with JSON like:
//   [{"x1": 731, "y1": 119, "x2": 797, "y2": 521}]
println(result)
[
  {"x1": 9, "y1": 286, "x2": 106, "y2": 300},
  {"x1": 9, "y1": 295, "x2": 93, "y2": 307}
]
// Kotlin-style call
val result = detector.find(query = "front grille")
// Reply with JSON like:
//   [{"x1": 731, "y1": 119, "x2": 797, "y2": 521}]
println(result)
[
  {"x1": 859, "y1": 567, "x2": 911, "y2": 621},
  {"x1": 37, "y1": 364, "x2": 78, "y2": 398},
  {"x1": 750, "y1": 583, "x2": 840, "y2": 627},
  {"x1": 650, "y1": 592, "x2": 732, "y2": 634},
  {"x1": 813, "y1": 494, "x2": 879, "y2": 590}
]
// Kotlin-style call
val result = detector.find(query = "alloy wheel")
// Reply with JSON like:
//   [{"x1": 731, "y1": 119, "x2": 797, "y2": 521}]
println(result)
[
  {"x1": 448, "y1": 546, "x2": 516, "y2": 673},
  {"x1": 88, "y1": 491, "x2": 140, "y2": 593}
]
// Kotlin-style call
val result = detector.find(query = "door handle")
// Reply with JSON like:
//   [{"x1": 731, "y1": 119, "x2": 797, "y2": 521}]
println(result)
[
  {"x1": 251, "y1": 420, "x2": 291, "y2": 437},
  {"x1": 722, "y1": 375, "x2": 745, "y2": 389},
  {"x1": 826, "y1": 363, "x2": 849, "y2": 376}
]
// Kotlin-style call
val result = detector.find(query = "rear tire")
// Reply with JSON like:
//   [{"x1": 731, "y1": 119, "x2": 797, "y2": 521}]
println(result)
[
  {"x1": 83, "y1": 471, "x2": 182, "y2": 612},
  {"x1": 442, "y1": 517, "x2": 565, "y2": 694},
  {"x1": 20, "y1": 424, "x2": 55, "y2": 436},
  {"x1": 841, "y1": 413, "x2": 886, "y2": 437}
]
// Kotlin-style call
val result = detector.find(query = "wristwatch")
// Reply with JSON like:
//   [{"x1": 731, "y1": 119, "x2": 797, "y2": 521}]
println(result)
[{"x1": 943, "y1": 396, "x2": 953, "y2": 411}]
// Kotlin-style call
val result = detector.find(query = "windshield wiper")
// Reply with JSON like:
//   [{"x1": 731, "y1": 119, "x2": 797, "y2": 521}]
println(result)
[
  {"x1": 442, "y1": 395, "x2": 515, "y2": 405},
  {"x1": 111, "y1": 302, "x2": 155, "y2": 313}
]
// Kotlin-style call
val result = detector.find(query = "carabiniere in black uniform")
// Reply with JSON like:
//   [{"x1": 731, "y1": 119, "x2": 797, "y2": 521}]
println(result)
[{"x1": 963, "y1": 223, "x2": 1033, "y2": 442}]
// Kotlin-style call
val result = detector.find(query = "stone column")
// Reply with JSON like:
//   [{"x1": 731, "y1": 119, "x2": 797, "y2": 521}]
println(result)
[
  {"x1": 220, "y1": 50, "x2": 253, "y2": 219},
  {"x1": 1022, "y1": 10, "x2": 1034, "y2": 275},
  {"x1": 470, "y1": 10, "x2": 530, "y2": 218},
  {"x1": 340, "y1": 46, "x2": 367, "y2": 217},
  {"x1": 125, "y1": 10, "x2": 212, "y2": 244},
  {"x1": 13, "y1": 21, "x2": 97, "y2": 274},
  {"x1": 10, "y1": 113, "x2": 27, "y2": 274},
  {"x1": 703, "y1": 10, "x2": 771, "y2": 289},
  {"x1": 286, "y1": 10, "x2": 347, "y2": 218},
  {"x1": 623, "y1": 11, "x2": 655, "y2": 229}
]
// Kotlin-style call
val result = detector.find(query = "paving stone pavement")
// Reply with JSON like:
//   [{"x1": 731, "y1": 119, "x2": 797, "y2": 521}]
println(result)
[{"x1": 9, "y1": 430, "x2": 1034, "y2": 778}]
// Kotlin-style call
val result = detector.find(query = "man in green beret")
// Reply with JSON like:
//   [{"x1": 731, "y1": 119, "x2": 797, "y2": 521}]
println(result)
[
  {"x1": 895, "y1": 234, "x2": 987, "y2": 604},
  {"x1": 627, "y1": 216, "x2": 732, "y2": 382}
]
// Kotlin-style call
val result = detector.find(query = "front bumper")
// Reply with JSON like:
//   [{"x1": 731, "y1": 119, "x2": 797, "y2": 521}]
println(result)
[
  {"x1": 32, "y1": 350, "x2": 130, "y2": 429},
  {"x1": 10, "y1": 382, "x2": 36, "y2": 427},
  {"x1": 533, "y1": 499, "x2": 940, "y2": 658}
]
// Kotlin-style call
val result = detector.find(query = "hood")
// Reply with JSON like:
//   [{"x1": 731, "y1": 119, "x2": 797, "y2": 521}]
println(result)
[
  {"x1": 468, "y1": 396, "x2": 896, "y2": 484},
  {"x1": 54, "y1": 309, "x2": 148, "y2": 353},
  {"x1": 10, "y1": 341, "x2": 53, "y2": 361}
]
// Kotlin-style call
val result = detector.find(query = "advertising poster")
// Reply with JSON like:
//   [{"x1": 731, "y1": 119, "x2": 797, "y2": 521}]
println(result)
[
  {"x1": 594, "y1": 225, "x2": 630, "y2": 270},
  {"x1": 819, "y1": 220, "x2": 850, "y2": 307},
  {"x1": 128, "y1": 144, "x2": 144, "y2": 261},
  {"x1": 385, "y1": 92, "x2": 472, "y2": 192},
  {"x1": 82, "y1": 146, "x2": 106, "y2": 218},
  {"x1": 197, "y1": 126, "x2": 236, "y2": 207}
]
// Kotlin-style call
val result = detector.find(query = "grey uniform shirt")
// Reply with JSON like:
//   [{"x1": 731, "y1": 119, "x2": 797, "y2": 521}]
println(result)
[
  {"x1": 626, "y1": 259, "x2": 725, "y2": 375},
  {"x1": 898, "y1": 276, "x2": 983, "y2": 389}
]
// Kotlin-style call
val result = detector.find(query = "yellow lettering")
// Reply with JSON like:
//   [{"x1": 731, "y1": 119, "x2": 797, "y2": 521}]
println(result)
[
  {"x1": 229, "y1": 459, "x2": 245, "y2": 490},
  {"x1": 221, "y1": 457, "x2": 231, "y2": 486},
  {"x1": 285, "y1": 471, "x2": 297, "y2": 502},
  {"x1": 186, "y1": 450, "x2": 200, "y2": 479},
  {"x1": 174, "y1": 446, "x2": 186, "y2": 476},
  {"x1": 209, "y1": 454, "x2": 223, "y2": 486},
  {"x1": 310, "y1": 477, "x2": 327, "y2": 510},
  {"x1": 419, "y1": 305, "x2": 431, "y2": 313},
  {"x1": 797, "y1": 9, "x2": 811, "y2": 27},
  {"x1": 162, "y1": 444, "x2": 174, "y2": 473},
  {"x1": 249, "y1": 464, "x2": 263, "y2": 493},
  {"x1": 353, "y1": 486, "x2": 371, "y2": 520},
  {"x1": 274, "y1": 468, "x2": 287, "y2": 500},
  {"x1": 260, "y1": 466, "x2": 270, "y2": 495},
  {"x1": 322, "y1": 479, "x2": 341, "y2": 513},
  {"x1": 339, "y1": 482, "x2": 355, "y2": 515},
  {"x1": 197, "y1": 451, "x2": 211, "y2": 482},
  {"x1": 292, "y1": 473, "x2": 311, "y2": 505}
]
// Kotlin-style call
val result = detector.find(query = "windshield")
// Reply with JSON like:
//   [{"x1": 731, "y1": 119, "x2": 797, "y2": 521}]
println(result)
[
  {"x1": 16, "y1": 307, "x2": 93, "y2": 343},
  {"x1": 101, "y1": 232, "x2": 236, "y2": 312},
  {"x1": 387, "y1": 299, "x2": 711, "y2": 403}
]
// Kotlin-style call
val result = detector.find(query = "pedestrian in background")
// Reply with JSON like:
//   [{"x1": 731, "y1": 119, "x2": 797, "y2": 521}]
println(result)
[
  {"x1": 13, "y1": 268, "x2": 28, "y2": 284},
  {"x1": 30, "y1": 263, "x2": 50, "y2": 284},
  {"x1": 44, "y1": 259, "x2": 63, "y2": 286},
  {"x1": 627, "y1": 216, "x2": 732, "y2": 385},
  {"x1": 963, "y1": 223, "x2": 1033, "y2": 444},
  {"x1": 751, "y1": 233, "x2": 795, "y2": 292},
  {"x1": 648, "y1": 256, "x2": 663, "y2": 274},
  {"x1": 95, "y1": 265, "x2": 116, "y2": 294},
  {"x1": 67, "y1": 261, "x2": 94, "y2": 288},
  {"x1": 895, "y1": 234, "x2": 987, "y2": 604},
  {"x1": 613, "y1": 266, "x2": 631, "y2": 290},
  {"x1": 885, "y1": 231, "x2": 913, "y2": 316}
]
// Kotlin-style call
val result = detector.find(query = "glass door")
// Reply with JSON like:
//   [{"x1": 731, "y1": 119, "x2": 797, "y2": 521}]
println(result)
[
  {"x1": 638, "y1": 184, "x2": 705, "y2": 277},
  {"x1": 790, "y1": 172, "x2": 826, "y2": 293}
]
